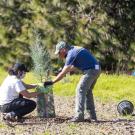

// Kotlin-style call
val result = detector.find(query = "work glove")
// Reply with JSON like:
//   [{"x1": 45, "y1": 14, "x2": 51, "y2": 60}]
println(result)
[
  {"x1": 36, "y1": 83, "x2": 52, "y2": 94},
  {"x1": 44, "y1": 81, "x2": 53, "y2": 87}
]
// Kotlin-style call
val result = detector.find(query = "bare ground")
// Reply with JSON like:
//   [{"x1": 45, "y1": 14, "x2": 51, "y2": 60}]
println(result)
[{"x1": 0, "y1": 96, "x2": 135, "y2": 135}]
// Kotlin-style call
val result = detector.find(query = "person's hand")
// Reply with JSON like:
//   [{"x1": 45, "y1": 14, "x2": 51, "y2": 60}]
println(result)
[
  {"x1": 36, "y1": 83, "x2": 52, "y2": 94},
  {"x1": 36, "y1": 84, "x2": 43, "y2": 92},
  {"x1": 44, "y1": 81, "x2": 53, "y2": 87}
]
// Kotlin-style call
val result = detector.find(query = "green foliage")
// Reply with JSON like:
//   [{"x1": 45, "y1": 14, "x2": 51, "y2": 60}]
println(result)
[
  {"x1": 30, "y1": 30, "x2": 52, "y2": 82},
  {"x1": 0, "y1": 0, "x2": 33, "y2": 67},
  {"x1": 0, "y1": 0, "x2": 135, "y2": 72},
  {"x1": 94, "y1": 74, "x2": 135, "y2": 103},
  {"x1": 36, "y1": 84, "x2": 52, "y2": 94},
  {"x1": 0, "y1": 68, "x2": 135, "y2": 104},
  {"x1": 54, "y1": 73, "x2": 135, "y2": 104},
  {"x1": 54, "y1": 74, "x2": 79, "y2": 96}
]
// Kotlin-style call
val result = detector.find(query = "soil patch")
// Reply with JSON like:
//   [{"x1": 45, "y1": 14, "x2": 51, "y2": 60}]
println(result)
[{"x1": 0, "y1": 96, "x2": 135, "y2": 135}]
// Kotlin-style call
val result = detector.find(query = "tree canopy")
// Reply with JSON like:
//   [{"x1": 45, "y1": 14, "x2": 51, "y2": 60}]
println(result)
[{"x1": 0, "y1": 0, "x2": 135, "y2": 73}]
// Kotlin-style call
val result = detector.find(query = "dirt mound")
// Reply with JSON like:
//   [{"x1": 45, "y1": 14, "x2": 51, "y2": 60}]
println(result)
[{"x1": 0, "y1": 96, "x2": 135, "y2": 135}]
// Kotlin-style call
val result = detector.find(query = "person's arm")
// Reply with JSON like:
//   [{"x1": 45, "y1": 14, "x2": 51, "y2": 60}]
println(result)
[
  {"x1": 53, "y1": 65, "x2": 76, "y2": 84},
  {"x1": 15, "y1": 80, "x2": 39, "y2": 98},
  {"x1": 20, "y1": 90, "x2": 39, "y2": 98},
  {"x1": 22, "y1": 82, "x2": 37, "y2": 89}
]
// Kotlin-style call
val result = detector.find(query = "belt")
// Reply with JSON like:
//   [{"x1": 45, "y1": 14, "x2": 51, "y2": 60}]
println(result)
[
  {"x1": 83, "y1": 65, "x2": 100, "y2": 74},
  {"x1": 84, "y1": 65, "x2": 100, "y2": 71}
]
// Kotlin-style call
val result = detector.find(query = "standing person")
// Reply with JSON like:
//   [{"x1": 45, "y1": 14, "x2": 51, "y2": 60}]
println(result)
[
  {"x1": 44, "y1": 41, "x2": 101, "y2": 122},
  {"x1": 0, "y1": 63, "x2": 39, "y2": 122}
]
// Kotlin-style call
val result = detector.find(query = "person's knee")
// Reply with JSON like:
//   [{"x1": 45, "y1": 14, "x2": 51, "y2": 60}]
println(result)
[
  {"x1": 30, "y1": 100, "x2": 36, "y2": 110},
  {"x1": 26, "y1": 100, "x2": 36, "y2": 111}
]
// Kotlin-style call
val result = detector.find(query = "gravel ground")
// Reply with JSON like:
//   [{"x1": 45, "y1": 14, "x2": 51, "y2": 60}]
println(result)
[{"x1": 0, "y1": 96, "x2": 135, "y2": 135}]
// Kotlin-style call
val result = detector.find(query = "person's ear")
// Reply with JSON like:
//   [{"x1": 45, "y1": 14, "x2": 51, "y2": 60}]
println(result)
[{"x1": 62, "y1": 48, "x2": 67, "y2": 53}]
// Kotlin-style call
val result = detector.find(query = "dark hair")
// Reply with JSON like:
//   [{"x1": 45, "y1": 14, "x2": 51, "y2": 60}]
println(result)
[
  {"x1": 8, "y1": 63, "x2": 28, "y2": 75},
  {"x1": 8, "y1": 68, "x2": 15, "y2": 75}
]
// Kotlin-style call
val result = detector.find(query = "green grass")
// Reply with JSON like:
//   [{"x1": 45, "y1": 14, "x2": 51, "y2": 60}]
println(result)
[
  {"x1": 53, "y1": 73, "x2": 135, "y2": 104},
  {"x1": 53, "y1": 74, "x2": 80, "y2": 96},
  {"x1": 94, "y1": 74, "x2": 135, "y2": 103},
  {"x1": 0, "y1": 67, "x2": 135, "y2": 104}
]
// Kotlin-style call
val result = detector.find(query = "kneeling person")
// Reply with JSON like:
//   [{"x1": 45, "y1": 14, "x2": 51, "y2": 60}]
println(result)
[{"x1": 0, "y1": 63, "x2": 39, "y2": 122}]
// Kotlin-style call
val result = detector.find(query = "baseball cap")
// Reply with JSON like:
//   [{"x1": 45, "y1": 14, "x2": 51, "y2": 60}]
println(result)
[
  {"x1": 13, "y1": 63, "x2": 29, "y2": 72},
  {"x1": 55, "y1": 41, "x2": 67, "y2": 54}
]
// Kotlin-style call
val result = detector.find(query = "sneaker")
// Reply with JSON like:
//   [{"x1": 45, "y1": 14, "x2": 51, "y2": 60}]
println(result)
[
  {"x1": 91, "y1": 118, "x2": 98, "y2": 122},
  {"x1": 69, "y1": 117, "x2": 84, "y2": 122},
  {"x1": 3, "y1": 112, "x2": 16, "y2": 122}
]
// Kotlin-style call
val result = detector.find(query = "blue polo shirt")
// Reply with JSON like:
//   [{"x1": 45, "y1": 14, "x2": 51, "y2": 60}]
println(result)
[{"x1": 65, "y1": 46, "x2": 99, "y2": 71}]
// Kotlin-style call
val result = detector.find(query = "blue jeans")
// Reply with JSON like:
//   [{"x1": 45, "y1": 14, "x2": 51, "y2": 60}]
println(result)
[
  {"x1": 75, "y1": 69, "x2": 101, "y2": 119},
  {"x1": 1, "y1": 97, "x2": 36, "y2": 118}
]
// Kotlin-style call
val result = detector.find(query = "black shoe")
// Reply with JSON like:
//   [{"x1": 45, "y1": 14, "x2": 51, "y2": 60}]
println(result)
[
  {"x1": 69, "y1": 117, "x2": 84, "y2": 122},
  {"x1": 17, "y1": 116, "x2": 25, "y2": 123},
  {"x1": 84, "y1": 118, "x2": 91, "y2": 122}
]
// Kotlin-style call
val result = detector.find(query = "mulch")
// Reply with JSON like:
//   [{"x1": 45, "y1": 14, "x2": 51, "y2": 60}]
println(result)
[{"x1": 0, "y1": 96, "x2": 135, "y2": 135}]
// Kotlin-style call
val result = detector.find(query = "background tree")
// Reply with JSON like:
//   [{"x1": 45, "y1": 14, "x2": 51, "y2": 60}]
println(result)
[{"x1": 0, "y1": 0, "x2": 135, "y2": 73}]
